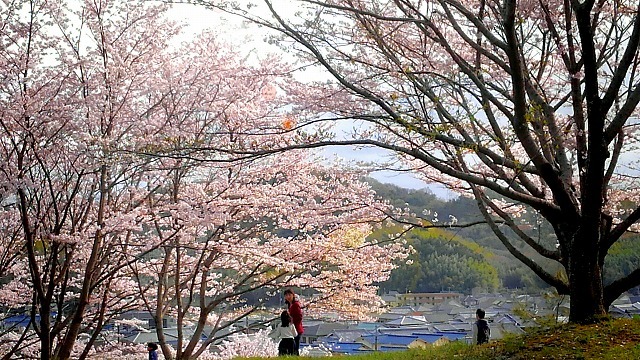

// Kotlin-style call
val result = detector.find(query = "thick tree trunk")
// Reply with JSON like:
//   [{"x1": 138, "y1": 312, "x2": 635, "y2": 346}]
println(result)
[{"x1": 568, "y1": 234, "x2": 607, "y2": 323}]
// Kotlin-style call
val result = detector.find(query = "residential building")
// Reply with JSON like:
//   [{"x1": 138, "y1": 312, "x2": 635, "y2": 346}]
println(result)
[{"x1": 395, "y1": 292, "x2": 463, "y2": 307}]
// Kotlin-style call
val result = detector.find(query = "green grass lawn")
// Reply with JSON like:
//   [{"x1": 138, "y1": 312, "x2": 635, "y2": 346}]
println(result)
[{"x1": 242, "y1": 318, "x2": 640, "y2": 360}]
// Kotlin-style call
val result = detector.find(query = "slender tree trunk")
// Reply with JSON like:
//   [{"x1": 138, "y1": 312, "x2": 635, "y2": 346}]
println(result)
[
  {"x1": 40, "y1": 307, "x2": 51, "y2": 360},
  {"x1": 175, "y1": 242, "x2": 184, "y2": 360},
  {"x1": 158, "y1": 250, "x2": 172, "y2": 360},
  {"x1": 78, "y1": 286, "x2": 110, "y2": 360},
  {"x1": 56, "y1": 165, "x2": 109, "y2": 359},
  {"x1": 181, "y1": 308, "x2": 208, "y2": 359},
  {"x1": 19, "y1": 183, "x2": 53, "y2": 360}
]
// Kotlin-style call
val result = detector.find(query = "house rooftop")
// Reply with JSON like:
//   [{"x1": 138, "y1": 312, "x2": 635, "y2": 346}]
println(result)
[{"x1": 361, "y1": 334, "x2": 425, "y2": 347}]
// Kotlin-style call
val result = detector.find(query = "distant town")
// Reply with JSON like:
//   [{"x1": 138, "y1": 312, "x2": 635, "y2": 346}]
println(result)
[{"x1": 5, "y1": 290, "x2": 636, "y2": 357}]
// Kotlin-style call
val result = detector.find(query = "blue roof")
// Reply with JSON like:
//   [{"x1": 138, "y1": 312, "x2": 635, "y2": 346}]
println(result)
[
  {"x1": 4, "y1": 315, "x2": 32, "y2": 327},
  {"x1": 362, "y1": 334, "x2": 420, "y2": 346},
  {"x1": 326, "y1": 342, "x2": 364, "y2": 352},
  {"x1": 435, "y1": 332, "x2": 466, "y2": 341},
  {"x1": 411, "y1": 331, "x2": 466, "y2": 341},
  {"x1": 322, "y1": 342, "x2": 371, "y2": 355},
  {"x1": 412, "y1": 334, "x2": 444, "y2": 343},
  {"x1": 435, "y1": 331, "x2": 467, "y2": 335}
]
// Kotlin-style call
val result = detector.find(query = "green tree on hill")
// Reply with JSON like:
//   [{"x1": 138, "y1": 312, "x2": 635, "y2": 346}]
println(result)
[{"x1": 382, "y1": 228, "x2": 500, "y2": 294}]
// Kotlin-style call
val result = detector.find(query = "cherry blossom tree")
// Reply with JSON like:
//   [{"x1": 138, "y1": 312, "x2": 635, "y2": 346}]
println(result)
[
  {"x1": 1, "y1": 2, "x2": 408, "y2": 359},
  {"x1": 214, "y1": 330, "x2": 278, "y2": 360},
  {"x1": 134, "y1": 152, "x2": 405, "y2": 359},
  {"x1": 0, "y1": 1, "x2": 189, "y2": 358},
  {"x1": 188, "y1": 0, "x2": 640, "y2": 323},
  {"x1": 124, "y1": 35, "x2": 406, "y2": 359}
]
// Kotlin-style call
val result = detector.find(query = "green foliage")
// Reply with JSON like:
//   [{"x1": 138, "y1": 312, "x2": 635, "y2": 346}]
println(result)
[
  {"x1": 499, "y1": 265, "x2": 551, "y2": 290},
  {"x1": 604, "y1": 233, "x2": 640, "y2": 286},
  {"x1": 365, "y1": 178, "x2": 440, "y2": 212},
  {"x1": 381, "y1": 228, "x2": 500, "y2": 293}
]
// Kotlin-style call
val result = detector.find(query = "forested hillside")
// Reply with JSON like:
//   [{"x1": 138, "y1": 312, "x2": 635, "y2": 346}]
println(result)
[
  {"x1": 379, "y1": 227, "x2": 500, "y2": 294},
  {"x1": 368, "y1": 179, "x2": 551, "y2": 293},
  {"x1": 370, "y1": 179, "x2": 640, "y2": 295}
]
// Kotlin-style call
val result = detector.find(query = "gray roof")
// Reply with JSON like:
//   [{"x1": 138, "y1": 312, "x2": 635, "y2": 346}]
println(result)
[
  {"x1": 119, "y1": 311, "x2": 154, "y2": 320},
  {"x1": 381, "y1": 295, "x2": 398, "y2": 302},
  {"x1": 611, "y1": 302, "x2": 640, "y2": 315},
  {"x1": 322, "y1": 329, "x2": 370, "y2": 342},
  {"x1": 122, "y1": 328, "x2": 187, "y2": 344},
  {"x1": 376, "y1": 312, "x2": 405, "y2": 321},
  {"x1": 385, "y1": 316, "x2": 428, "y2": 327},
  {"x1": 304, "y1": 322, "x2": 350, "y2": 337},
  {"x1": 485, "y1": 323, "x2": 525, "y2": 340},
  {"x1": 433, "y1": 323, "x2": 472, "y2": 332},
  {"x1": 378, "y1": 326, "x2": 438, "y2": 335},
  {"x1": 414, "y1": 304, "x2": 434, "y2": 312},
  {"x1": 388, "y1": 306, "x2": 417, "y2": 314},
  {"x1": 422, "y1": 313, "x2": 453, "y2": 324}
]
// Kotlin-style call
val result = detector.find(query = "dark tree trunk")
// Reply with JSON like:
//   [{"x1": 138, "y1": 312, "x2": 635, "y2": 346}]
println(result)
[
  {"x1": 568, "y1": 229, "x2": 607, "y2": 322},
  {"x1": 40, "y1": 307, "x2": 51, "y2": 360}
]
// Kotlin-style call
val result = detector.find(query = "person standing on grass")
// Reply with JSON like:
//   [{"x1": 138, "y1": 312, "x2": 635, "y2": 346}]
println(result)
[
  {"x1": 283, "y1": 289, "x2": 304, "y2": 355},
  {"x1": 473, "y1": 308, "x2": 491, "y2": 345},
  {"x1": 269, "y1": 310, "x2": 298, "y2": 356}
]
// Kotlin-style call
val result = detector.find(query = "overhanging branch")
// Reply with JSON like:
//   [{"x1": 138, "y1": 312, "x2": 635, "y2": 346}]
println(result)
[{"x1": 473, "y1": 185, "x2": 569, "y2": 293}]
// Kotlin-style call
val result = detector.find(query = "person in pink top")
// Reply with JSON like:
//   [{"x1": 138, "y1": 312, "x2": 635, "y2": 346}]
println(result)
[{"x1": 283, "y1": 289, "x2": 303, "y2": 355}]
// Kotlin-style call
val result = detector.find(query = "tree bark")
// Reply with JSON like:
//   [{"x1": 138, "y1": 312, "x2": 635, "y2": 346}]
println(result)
[
  {"x1": 40, "y1": 307, "x2": 51, "y2": 360},
  {"x1": 568, "y1": 231, "x2": 606, "y2": 323}
]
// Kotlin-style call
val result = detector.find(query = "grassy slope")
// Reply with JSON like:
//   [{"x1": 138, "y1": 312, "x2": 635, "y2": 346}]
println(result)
[{"x1": 242, "y1": 319, "x2": 640, "y2": 360}]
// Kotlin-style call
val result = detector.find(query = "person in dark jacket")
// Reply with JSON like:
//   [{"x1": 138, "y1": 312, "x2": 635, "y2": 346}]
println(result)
[
  {"x1": 147, "y1": 342, "x2": 158, "y2": 360},
  {"x1": 284, "y1": 289, "x2": 304, "y2": 355},
  {"x1": 473, "y1": 308, "x2": 490, "y2": 345}
]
